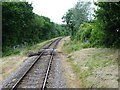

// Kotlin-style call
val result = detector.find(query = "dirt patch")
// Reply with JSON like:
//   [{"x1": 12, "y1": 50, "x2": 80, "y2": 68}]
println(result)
[
  {"x1": 59, "y1": 53, "x2": 81, "y2": 88},
  {"x1": 56, "y1": 37, "x2": 81, "y2": 88}
]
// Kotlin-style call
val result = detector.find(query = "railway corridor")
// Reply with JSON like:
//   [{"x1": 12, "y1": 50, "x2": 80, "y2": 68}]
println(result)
[
  {"x1": 2, "y1": 38, "x2": 67, "y2": 89},
  {"x1": 2, "y1": 37, "x2": 118, "y2": 89}
]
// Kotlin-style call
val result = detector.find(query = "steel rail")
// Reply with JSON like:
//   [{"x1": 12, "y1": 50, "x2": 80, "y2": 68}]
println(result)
[
  {"x1": 41, "y1": 38, "x2": 62, "y2": 90},
  {"x1": 10, "y1": 38, "x2": 61, "y2": 90},
  {"x1": 11, "y1": 51, "x2": 44, "y2": 90}
]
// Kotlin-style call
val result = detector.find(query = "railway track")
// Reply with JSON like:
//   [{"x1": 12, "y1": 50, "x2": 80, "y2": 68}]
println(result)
[{"x1": 6, "y1": 38, "x2": 62, "y2": 89}]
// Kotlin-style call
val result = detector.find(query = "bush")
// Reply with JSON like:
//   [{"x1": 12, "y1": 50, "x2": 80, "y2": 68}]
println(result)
[{"x1": 74, "y1": 21, "x2": 105, "y2": 48}]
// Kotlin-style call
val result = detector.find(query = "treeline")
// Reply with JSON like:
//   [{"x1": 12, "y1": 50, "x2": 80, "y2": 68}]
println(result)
[
  {"x1": 2, "y1": 2, "x2": 68, "y2": 56},
  {"x1": 62, "y1": 1, "x2": 120, "y2": 48}
]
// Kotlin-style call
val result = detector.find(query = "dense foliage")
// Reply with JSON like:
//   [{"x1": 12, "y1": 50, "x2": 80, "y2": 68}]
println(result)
[
  {"x1": 62, "y1": 1, "x2": 120, "y2": 48},
  {"x1": 95, "y1": 2, "x2": 120, "y2": 48},
  {"x1": 2, "y1": 2, "x2": 67, "y2": 56}
]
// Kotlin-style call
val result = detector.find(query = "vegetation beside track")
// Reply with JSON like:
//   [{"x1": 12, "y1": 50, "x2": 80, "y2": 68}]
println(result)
[
  {"x1": 62, "y1": 38, "x2": 119, "y2": 88},
  {"x1": 2, "y1": 0, "x2": 120, "y2": 88},
  {"x1": 62, "y1": 1, "x2": 120, "y2": 48},
  {"x1": 61, "y1": 1, "x2": 120, "y2": 87}
]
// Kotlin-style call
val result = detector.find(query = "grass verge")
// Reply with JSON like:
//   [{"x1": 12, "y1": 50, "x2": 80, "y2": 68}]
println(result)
[{"x1": 63, "y1": 39, "x2": 118, "y2": 88}]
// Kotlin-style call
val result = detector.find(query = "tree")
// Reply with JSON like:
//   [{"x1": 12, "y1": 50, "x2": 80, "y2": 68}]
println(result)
[
  {"x1": 95, "y1": 2, "x2": 120, "y2": 48},
  {"x1": 2, "y1": 2, "x2": 34, "y2": 48},
  {"x1": 62, "y1": 1, "x2": 92, "y2": 39}
]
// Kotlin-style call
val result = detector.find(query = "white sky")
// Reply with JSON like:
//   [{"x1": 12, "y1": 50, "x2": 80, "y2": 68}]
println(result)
[{"x1": 29, "y1": 0, "x2": 78, "y2": 24}]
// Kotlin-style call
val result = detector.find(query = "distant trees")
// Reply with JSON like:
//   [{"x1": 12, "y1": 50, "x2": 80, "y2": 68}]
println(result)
[{"x1": 2, "y1": 2, "x2": 67, "y2": 56}]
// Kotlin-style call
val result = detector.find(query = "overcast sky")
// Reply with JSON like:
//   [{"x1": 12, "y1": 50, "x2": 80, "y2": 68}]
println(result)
[{"x1": 29, "y1": 0, "x2": 78, "y2": 24}]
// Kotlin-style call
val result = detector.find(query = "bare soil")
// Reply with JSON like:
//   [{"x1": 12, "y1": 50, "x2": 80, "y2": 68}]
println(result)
[{"x1": 56, "y1": 37, "x2": 82, "y2": 88}]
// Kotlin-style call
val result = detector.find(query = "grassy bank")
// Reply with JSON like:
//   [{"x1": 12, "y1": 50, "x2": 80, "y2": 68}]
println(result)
[{"x1": 63, "y1": 39, "x2": 118, "y2": 88}]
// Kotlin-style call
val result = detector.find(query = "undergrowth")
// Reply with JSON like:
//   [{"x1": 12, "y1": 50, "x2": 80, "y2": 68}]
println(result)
[{"x1": 2, "y1": 39, "x2": 53, "y2": 57}]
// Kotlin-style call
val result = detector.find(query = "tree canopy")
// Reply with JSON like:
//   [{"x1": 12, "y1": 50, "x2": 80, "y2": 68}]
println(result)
[{"x1": 95, "y1": 2, "x2": 120, "y2": 47}]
